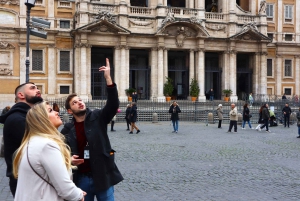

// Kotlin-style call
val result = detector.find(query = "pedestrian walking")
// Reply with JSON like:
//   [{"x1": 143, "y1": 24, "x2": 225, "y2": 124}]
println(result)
[
  {"x1": 110, "y1": 108, "x2": 121, "y2": 132},
  {"x1": 129, "y1": 102, "x2": 140, "y2": 134},
  {"x1": 242, "y1": 103, "x2": 253, "y2": 129},
  {"x1": 296, "y1": 107, "x2": 300, "y2": 138},
  {"x1": 282, "y1": 103, "x2": 292, "y2": 128},
  {"x1": 269, "y1": 109, "x2": 276, "y2": 127},
  {"x1": 125, "y1": 104, "x2": 131, "y2": 130},
  {"x1": 216, "y1": 104, "x2": 223, "y2": 128},
  {"x1": 0, "y1": 82, "x2": 42, "y2": 197},
  {"x1": 61, "y1": 58, "x2": 123, "y2": 201},
  {"x1": 169, "y1": 101, "x2": 181, "y2": 133},
  {"x1": 258, "y1": 103, "x2": 270, "y2": 132},
  {"x1": 249, "y1": 93, "x2": 254, "y2": 107},
  {"x1": 209, "y1": 89, "x2": 214, "y2": 101},
  {"x1": 13, "y1": 101, "x2": 85, "y2": 201},
  {"x1": 227, "y1": 103, "x2": 238, "y2": 133},
  {"x1": 132, "y1": 91, "x2": 138, "y2": 102},
  {"x1": 256, "y1": 105, "x2": 265, "y2": 130},
  {"x1": 282, "y1": 93, "x2": 287, "y2": 100}
]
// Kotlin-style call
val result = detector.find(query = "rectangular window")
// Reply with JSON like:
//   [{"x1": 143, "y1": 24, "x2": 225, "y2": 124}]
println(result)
[
  {"x1": 267, "y1": 33, "x2": 273, "y2": 42},
  {"x1": 284, "y1": 60, "x2": 292, "y2": 77},
  {"x1": 35, "y1": 0, "x2": 43, "y2": 5},
  {"x1": 285, "y1": 5, "x2": 293, "y2": 22},
  {"x1": 267, "y1": 59, "x2": 272, "y2": 76},
  {"x1": 284, "y1": 88, "x2": 292, "y2": 95},
  {"x1": 285, "y1": 34, "x2": 293, "y2": 41},
  {"x1": 60, "y1": 86, "x2": 70, "y2": 94},
  {"x1": 266, "y1": 4, "x2": 274, "y2": 18},
  {"x1": 32, "y1": 50, "x2": 43, "y2": 71},
  {"x1": 36, "y1": 85, "x2": 43, "y2": 94},
  {"x1": 60, "y1": 20, "x2": 70, "y2": 29},
  {"x1": 60, "y1": 51, "x2": 70, "y2": 71}
]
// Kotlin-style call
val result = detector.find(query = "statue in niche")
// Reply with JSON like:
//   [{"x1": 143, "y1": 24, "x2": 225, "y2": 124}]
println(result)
[{"x1": 211, "y1": 0, "x2": 218, "y2": 12}]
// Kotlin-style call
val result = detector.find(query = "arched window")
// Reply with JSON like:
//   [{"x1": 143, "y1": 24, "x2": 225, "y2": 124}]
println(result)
[
  {"x1": 130, "y1": 0, "x2": 148, "y2": 7},
  {"x1": 167, "y1": 0, "x2": 185, "y2": 7}
]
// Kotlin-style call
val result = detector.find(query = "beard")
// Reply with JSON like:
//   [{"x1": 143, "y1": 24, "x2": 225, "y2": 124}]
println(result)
[
  {"x1": 25, "y1": 95, "x2": 43, "y2": 104},
  {"x1": 73, "y1": 109, "x2": 86, "y2": 117}
]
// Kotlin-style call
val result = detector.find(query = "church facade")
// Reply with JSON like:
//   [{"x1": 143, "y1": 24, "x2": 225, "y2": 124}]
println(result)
[{"x1": 0, "y1": 0, "x2": 297, "y2": 105}]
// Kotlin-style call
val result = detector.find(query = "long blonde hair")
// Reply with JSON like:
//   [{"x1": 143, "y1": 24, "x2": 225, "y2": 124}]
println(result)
[{"x1": 13, "y1": 101, "x2": 73, "y2": 178}]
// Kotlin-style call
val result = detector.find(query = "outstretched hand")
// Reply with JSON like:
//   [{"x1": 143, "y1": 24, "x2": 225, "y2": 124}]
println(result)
[{"x1": 99, "y1": 58, "x2": 113, "y2": 85}]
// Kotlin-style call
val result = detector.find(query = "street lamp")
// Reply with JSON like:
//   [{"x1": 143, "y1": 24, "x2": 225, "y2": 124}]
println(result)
[{"x1": 25, "y1": 0, "x2": 36, "y2": 82}]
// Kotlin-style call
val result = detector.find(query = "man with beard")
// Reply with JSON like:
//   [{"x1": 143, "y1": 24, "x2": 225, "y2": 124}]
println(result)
[
  {"x1": 0, "y1": 82, "x2": 42, "y2": 196},
  {"x1": 61, "y1": 58, "x2": 123, "y2": 201}
]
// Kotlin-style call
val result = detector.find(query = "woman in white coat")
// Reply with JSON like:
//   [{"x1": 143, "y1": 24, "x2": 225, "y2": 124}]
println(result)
[{"x1": 13, "y1": 101, "x2": 85, "y2": 201}]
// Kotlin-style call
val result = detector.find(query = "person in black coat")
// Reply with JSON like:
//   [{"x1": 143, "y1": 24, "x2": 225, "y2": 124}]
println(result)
[
  {"x1": 124, "y1": 104, "x2": 131, "y2": 130},
  {"x1": 242, "y1": 103, "x2": 253, "y2": 129},
  {"x1": 61, "y1": 58, "x2": 123, "y2": 201},
  {"x1": 129, "y1": 102, "x2": 140, "y2": 134},
  {"x1": 282, "y1": 103, "x2": 292, "y2": 128},
  {"x1": 169, "y1": 101, "x2": 181, "y2": 133},
  {"x1": 0, "y1": 82, "x2": 42, "y2": 197},
  {"x1": 259, "y1": 103, "x2": 271, "y2": 132}
]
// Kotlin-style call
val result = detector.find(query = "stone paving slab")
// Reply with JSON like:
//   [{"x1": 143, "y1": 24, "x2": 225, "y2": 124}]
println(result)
[{"x1": 1, "y1": 122, "x2": 300, "y2": 201}]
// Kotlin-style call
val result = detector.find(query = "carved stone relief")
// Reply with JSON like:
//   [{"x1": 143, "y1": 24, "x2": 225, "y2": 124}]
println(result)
[
  {"x1": 0, "y1": 41, "x2": 14, "y2": 76},
  {"x1": 0, "y1": 41, "x2": 15, "y2": 49},
  {"x1": 161, "y1": 11, "x2": 175, "y2": 27},
  {"x1": 128, "y1": 18, "x2": 153, "y2": 28},
  {"x1": 0, "y1": 68, "x2": 12, "y2": 75},
  {"x1": 205, "y1": 23, "x2": 226, "y2": 32},
  {"x1": 91, "y1": 24, "x2": 118, "y2": 34},
  {"x1": 163, "y1": 26, "x2": 197, "y2": 47},
  {"x1": 94, "y1": 10, "x2": 116, "y2": 24},
  {"x1": 0, "y1": 0, "x2": 19, "y2": 5}
]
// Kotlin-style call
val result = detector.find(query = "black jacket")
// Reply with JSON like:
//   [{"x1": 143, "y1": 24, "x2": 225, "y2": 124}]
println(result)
[
  {"x1": 61, "y1": 85, "x2": 123, "y2": 191},
  {"x1": 129, "y1": 105, "x2": 137, "y2": 122},
  {"x1": 262, "y1": 107, "x2": 270, "y2": 119},
  {"x1": 242, "y1": 107, "x2": 250, "y2": 121},
  {"x1": 169, "y1": 105, "x2": 181, "y2": 121},
  {"x1": 125, "y1": 107, "x2": 131, "y2": 120},
  {"x1": 0, "y1": 102, "x2": 31, "y2": 178},
  {"x1": 282, "y1": 106, "x2": 292, "y2": 116}
]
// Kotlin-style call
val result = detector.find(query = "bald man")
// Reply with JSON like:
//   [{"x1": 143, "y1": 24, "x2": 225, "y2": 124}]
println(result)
[{"x1": 227, "y1": 103, "x2": 238, "y2": 133}]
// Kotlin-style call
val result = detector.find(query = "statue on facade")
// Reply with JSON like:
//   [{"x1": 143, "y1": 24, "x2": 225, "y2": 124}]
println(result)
[
  {"x1": 190, "y1": 13, "x2": 203, "y2": 26},
  {"x1": 242, "y1": 21, "x2": 258, "y2": 32},
  {"x1": 161, "y1": 11, "x2": 175, "y2": 27},
  {"x1": 259, "y1": 0, "x2": 267, "y2": 14},
  {"x1": 94, "y1": 10, "x2": 116, "y2": 24}
]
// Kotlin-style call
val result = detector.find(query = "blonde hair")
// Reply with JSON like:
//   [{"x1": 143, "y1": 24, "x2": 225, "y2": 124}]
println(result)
[{"x1": 13, "y1": 101, "x2": 74, "y2": 178}]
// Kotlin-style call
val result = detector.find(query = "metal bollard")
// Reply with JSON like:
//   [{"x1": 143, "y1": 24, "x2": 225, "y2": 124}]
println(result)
[
  {"x1": 152, "y1": 113, "x2": 158, "y2": 123},
  {"x1": 238, "y1": 113, "x2": 243, "y2": 125},
  {"x1": 63, "y1": 113, "x2": 70, "y2": 124},
  {"x1": 207, "y1": 112, "x2": 214, "y2": 124}
]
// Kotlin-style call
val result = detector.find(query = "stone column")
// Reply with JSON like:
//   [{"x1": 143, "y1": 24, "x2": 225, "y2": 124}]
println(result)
[
  {"x1": 19, "y1": 46, "x2": 26, "y2": 84},
  {"x1": 86, "y1": 46, "x2": 91, "y2": 98},
  {"x1": 80, "y1": 45, "x2": 88, "y2": 99},
  {"x1": 150, "y1": 48, "x2": 158, "y2": 100},
  {"x1": 189, "y1": 49, "x2": 195, "y2": 86},
  {"x1": 163, "y1": 48, "x2": 168, "y2": 84},
  {"x1": 222, "y1": 51, "x2": 230, "y2": 95},
  {"x1": 114, "y1": 46, "x2": 120, "y2": 88},
  {"x1": 197, "y1": 48, "x2": 205, "y2": 101},
  {"x1": 260, "y1": 52, "x2": 268, "y2": 95},
  {"x1": 157, "y1": 47, "x2": 165, "y2": 101},
  {"x1": 48, "y1": 0, "x2": 55, "y2": 28},
  {"x1": 74, "y1": 46, "x2": 81, "y2": 95},
  {"x1": 119, "y1": 46, "x2": 127, "y2": 100},
  {"x1": 253, "y1": 53, "x2": 260, "y2": 95},
  {"x1": 276, "y1": 55, "x2": 282, "y2": 96},
  {"x1": 47, "y1": 45, "x2": 55, "y2": 97},
  {"x1": 229, "y1": 51, "x2": 237, "y2": 102},
  {"x1": 296, "y1": 1, "x2": 300, "y2": 42},
  {"x1": 277, "y1": 0, "x2": 283, "y2": 42},
  {"x1": 125, "y1": 47, "x2": 130, "y2": 97},
  {"x1": 295, "y1": 56, "x2": 300, "y2": 96},
  {"x1": 196, "y1": 0, "x2": 205, "y2": 18},
  {"x1": 189, "y1": 0, "x2": 194, "y2": 8},
  {"x1": 158, "y1": 0, "x2": 163, "y2": 6}
]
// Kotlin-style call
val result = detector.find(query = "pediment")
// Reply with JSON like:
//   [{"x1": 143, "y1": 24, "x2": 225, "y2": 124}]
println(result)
[
  {"x1": 75, "y1": 19, "x2": 130, "y2": 34},
  {"x1": 230, "y1": 27, "x2": 270, "y2": 42},
  {"x1": 157, "y1": 22, "x2": 209, "y2": 38}
]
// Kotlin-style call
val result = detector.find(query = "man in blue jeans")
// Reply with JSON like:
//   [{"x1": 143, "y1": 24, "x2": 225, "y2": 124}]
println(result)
[{"x1": 61, "y1": 58, "x2": 123, "y2": 201}]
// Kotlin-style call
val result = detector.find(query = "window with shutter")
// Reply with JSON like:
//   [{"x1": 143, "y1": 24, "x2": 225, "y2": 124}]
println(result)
[
  {"x1": 60, "y1": 51, "x2": 70, "y2": 71},
  {"x1": 266, "y1": 4, "x2": 273, "y2": 18},
  {"x1": 267, "y1": 59, "x2": 272, "y2": 77},
  {"x1": 32, "y1": 50, "x2": 43, "y2": 71},
  {"x1": 285, "y1": 5, "x2": 293, "y2": 22},
  {"x1": 284, "y1": 60, "x2": 292, "y2": 77}
]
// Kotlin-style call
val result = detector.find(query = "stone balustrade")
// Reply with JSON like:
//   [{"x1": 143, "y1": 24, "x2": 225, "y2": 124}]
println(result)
[
  {"x1": 205, "y1": 12, "x2": 225, "y2": 21},
  {"x1": 129, "y1": 6, "x2": 155, "y2": 15},
  {"x1": 237, "y1": 15, "x2": 258, "y2": 23}
]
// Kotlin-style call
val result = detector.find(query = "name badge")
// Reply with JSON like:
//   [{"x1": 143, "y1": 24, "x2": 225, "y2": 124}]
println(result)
[{"x1": 84, "y1": 143, "x2": 90, "y2": 159}]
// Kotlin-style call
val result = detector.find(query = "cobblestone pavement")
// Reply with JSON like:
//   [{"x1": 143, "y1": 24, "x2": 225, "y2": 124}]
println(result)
[{"x1": 1, "y1": 122, "x2": 300, "y2": 201}]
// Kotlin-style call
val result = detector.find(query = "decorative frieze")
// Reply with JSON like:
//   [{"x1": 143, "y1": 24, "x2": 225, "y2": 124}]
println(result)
[
  {"x1": 74, "y1": 43, "x2": 91, "y2": 48},
  {"x1": 0, "y1": 41, "x2": 15, "y2": 49},
  {"x1": 94, "y1": 10, "x2": 116, "y2": 24},
  {"x1": 0, "y1": 68, "x2": 12, "y2": 75},
  {"x1": 205, "y1": 23, "x2": 226, "y2": 32},
  {"x1": 0, "y1": 0, "x2": 19, "y2": 5},
  {"x1": 128, "y1": 18, "x2": 153, "y2": 27},
  {"x1": 161, "y1": 11, "x2": 175, "y2": 27}
]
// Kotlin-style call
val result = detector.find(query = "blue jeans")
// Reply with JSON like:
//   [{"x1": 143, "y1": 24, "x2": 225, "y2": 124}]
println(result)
[
  {"x1": 77, "y1": 173, "x2": 114, "y2": 201},
  {"x1": 242, "y1": 120, "x2": 252, "y2": 128},
  {"x1": 298, "y1": 126, "x2": 300, "y2": 136},
  {"x1": 172, "y1": 120, "x2": 179, "y2": 131},
  {"x1": 210, "y1": 96, "x2": 214, "y2": 101}
]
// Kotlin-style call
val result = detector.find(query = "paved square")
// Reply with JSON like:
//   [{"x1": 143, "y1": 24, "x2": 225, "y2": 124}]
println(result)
[{"x1": 1, "y1": 122, "x2": 300, "y2": 201}]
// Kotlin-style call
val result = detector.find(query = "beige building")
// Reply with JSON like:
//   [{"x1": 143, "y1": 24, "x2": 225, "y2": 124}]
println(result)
[{"x1": 1, "y1": 0, "x2": 293, "y2": 106}]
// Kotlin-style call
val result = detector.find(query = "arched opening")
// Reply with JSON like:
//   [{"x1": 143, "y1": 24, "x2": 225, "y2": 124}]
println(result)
[
  {"x1": 205, "y1": 0, "x2": 218, "y2": 12},
  {"x1": 236, "y1": 0, "x2": 250, "y2": 12},
  {"x1": 130, "y1": 0, "x2": 148, "y2": 7},
  {"x1": 167, "y1": 0, "x2": 185, "y2": 7}
]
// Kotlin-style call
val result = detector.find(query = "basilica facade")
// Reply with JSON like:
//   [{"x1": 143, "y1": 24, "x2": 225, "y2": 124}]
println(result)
[{"x1": 0, "y1": 0, "x2": 297, "y2": 106}]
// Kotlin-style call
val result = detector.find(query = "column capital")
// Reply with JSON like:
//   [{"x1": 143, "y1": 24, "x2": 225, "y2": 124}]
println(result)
[
  {"x1": 276, "y1": 54, "x2": 282, "y2": 58},
  {"x1": 294, "y1": 55, "x2": 300, "y2": 58},
  {"x1": 229, "y1": 50, "x2": 236, "y2": 54},
  {"x1": 74, "y1": 43, "x2": 91, "y2": 48},
  {"x1": 119, "y1": 45, "x2": 129, "y2": 50},
  {"x1": 151, "y1": 47, "x2": 158, "y2": 51},
  {"x1": 189, "y1": 49, "x2": 196, "y2": 52},
  {"x1": 157, "y1": 46, "x2": 165, "y2": 51},
  {"x1": 47, "y1": 44, "x2": 56, "y2": 48},
  {"x1": 196, "y1": 48, "x2": 205, "y2": 52},
  {"x1": 261, "y1": 52, "x2": 268, "y2": 56}
]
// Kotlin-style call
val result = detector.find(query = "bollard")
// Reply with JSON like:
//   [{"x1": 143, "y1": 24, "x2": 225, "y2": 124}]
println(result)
[
  {"x1": 207, "y1": 112, "x2": 214, "y2": 124},
  {"x1": 152, "y1": 113, "x2": 158, "y2": 123},
  {"x1": 63, "y1": 113, "x2": 70, "y2": 124},
  {"x1": 238, "y1": 113, "x2": 243, "y2": 125}
]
